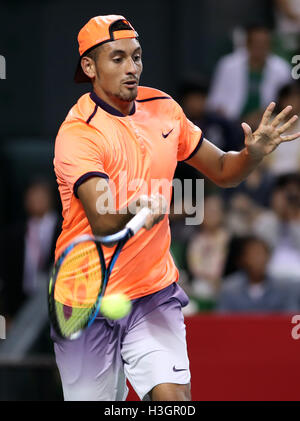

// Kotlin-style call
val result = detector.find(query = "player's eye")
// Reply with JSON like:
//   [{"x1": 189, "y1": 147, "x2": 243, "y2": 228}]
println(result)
[
  {"x1": 133, "y1": 55, "x2": 141, "y2": 62},
  {"x1": 113, "y1": 57, "x2": 122, "y2": 63}
]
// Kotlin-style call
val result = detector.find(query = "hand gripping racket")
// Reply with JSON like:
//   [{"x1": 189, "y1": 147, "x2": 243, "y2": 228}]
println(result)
[{"x1": 48, "y1": 207, "x2": 151, "y2": 340}]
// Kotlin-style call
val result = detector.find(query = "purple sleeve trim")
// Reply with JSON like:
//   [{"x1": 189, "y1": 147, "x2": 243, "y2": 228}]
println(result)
[
  {"x1": 74, "y1": 171, "x2": 109, "y2": 198},
  {"x1": 181, "y1": 133, "x2": 204, "y2": 162}
]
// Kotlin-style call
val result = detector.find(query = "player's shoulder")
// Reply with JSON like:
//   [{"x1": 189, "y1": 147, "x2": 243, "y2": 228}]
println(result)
[
  {"x1": 64, "y1": 93, "x2": 98, "y2": 126},
  {"x1": 136, "y1": 86, "x2": 181, "y2": 115},
  {"x1": 57, "y1": 93, "x2": 100, "y2": 138},
  {"x1": 136, "y1": 86, "x2": 172, "y2": 101}
]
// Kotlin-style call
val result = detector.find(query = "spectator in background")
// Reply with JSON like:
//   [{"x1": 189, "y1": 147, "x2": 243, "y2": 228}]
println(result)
[
  {"x1": 224, "y1": 83, "x2": 300, "y2": 225},
  {"x1": 222, "y1": 159, "x2": 275, "y2": 238},
  {"x1": 223, "y1": 160, "x2": 275, "y2": 221},
  {"x1": 169, "y1": 202, "x2": 198, "y2": 305},
  {"x1": 0, "y1": 180, "x2": 61, "y2": 321},
  {"x1": 265, "y1": 82, "x2": 300, "y2": 175},
  {"x1": 274, "y1": 0, "x2": 300, "y2": 60},
  {"x1": 178, "y1": 79, "x2": 243, "y2": 152},
  {"x1": 253, "y1": 173, "x2": 300, "y2": 281},
  {"x1": 175, "y1": 79, "x2": 243, "y2": 198},
  {"x1": 225, "y1": 190, "x2": 263, "y2": 237},
  {"x1": 207, "y1": 25, "x2": 291, "y2": 124},
  {"x1": 217, "y1": 235, "x2": 298, "y2": 312},
  {"x1": 186, "y1": 195, "x2": 230, "y2": 306}
]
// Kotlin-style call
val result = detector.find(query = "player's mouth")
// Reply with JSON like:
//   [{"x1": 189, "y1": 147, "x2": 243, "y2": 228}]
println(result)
[{"x1": 123, "y1": 80, "x2": 138, "y2": 88}]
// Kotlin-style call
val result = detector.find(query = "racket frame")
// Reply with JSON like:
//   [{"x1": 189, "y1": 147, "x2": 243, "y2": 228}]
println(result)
[{"x1": 48, "y1": 207, "x2": 151, "y2": 339}]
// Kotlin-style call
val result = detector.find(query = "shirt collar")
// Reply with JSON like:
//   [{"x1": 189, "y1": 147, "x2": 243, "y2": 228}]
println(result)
[{"x1": 90, "y1": 91, "x2": 136, "y2": 117}]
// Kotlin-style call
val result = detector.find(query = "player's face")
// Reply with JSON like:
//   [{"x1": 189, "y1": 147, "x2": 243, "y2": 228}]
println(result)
[{"x1": 95, "y1": 38, "x2": 143, "y2": 103}]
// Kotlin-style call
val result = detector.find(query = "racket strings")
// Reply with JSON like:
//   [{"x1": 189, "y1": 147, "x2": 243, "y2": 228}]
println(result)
[
  {"x1": 52, "y1": 241, "x2": 104, "y2": 337},
  {"x1": 58, "y1": 243, "x2": 98, "y2": 279},
  {"x1": 55, "y1": 301, "x2": 94, "y2": 337},
  {"x1": 57, "y1": 255, "x2": 100, "y2": 284}
]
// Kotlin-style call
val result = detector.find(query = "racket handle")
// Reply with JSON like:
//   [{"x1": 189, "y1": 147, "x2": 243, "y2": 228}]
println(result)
[{"x1": 126, "y1": 207, "x2": 152, "y2": 235}]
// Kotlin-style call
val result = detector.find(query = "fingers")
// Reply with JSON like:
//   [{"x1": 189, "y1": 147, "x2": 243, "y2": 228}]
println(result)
[
  {"x1": 141, "y1": 193, "x2": 168, "y2": 230},
  {"x1": 280, "y1": 132, "x2": 300, "y2": 142},
  {"x1": 150, "y1": 193, "x2": 168, "y2": 216},
  {"x1": 277, "y1": 114, "x2": 299, "y2": 134},
  {"x1": 241, "y1": 122, "x2": 252, "y2": 137},
  {"x1": 261, "y1": 102, "x2": 276, "y2": 125},
  {"x1": 133, "y1": 194, "x2": 151, "y2": 214},
  {"x1": 143, "y1": 211, "x2": 165, "y2": 230},
  {"x1": 271, "y1": 105, "x2": 293, "y2": 128},
  {"x1": 144, "y1": 214, "x2": 155, "y2": 230}
]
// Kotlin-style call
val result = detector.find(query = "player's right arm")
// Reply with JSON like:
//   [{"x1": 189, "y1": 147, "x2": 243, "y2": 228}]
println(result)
[{"x1": 77, "y1": 177, "x2": 167, "y2": 237}]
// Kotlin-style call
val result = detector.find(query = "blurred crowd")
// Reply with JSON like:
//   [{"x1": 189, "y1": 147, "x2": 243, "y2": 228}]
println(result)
[
  {"x1": 1, "y1": 3, "x2": 300, "y2": 330},
  {"x1": 172, "y1": 18, "x2": 300, "y2": 315},
  {"x1": 0, "y1": 180, "x2": 61, "y2": 326}
]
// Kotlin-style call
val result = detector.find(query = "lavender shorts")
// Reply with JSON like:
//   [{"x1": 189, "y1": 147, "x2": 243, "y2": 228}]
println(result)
[{"x1": 50, "y1": 282, "x2": 190, "y2": 401}]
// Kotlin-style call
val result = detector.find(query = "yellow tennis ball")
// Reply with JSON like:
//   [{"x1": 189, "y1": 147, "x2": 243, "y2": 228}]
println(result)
[{"x1": 101, "y1": 293, "x2": 132, "y2": 320}]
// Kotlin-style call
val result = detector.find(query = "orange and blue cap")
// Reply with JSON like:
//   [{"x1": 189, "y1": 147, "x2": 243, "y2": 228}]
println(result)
[{"x1": 74, "y1": 15, "x2": 138, "y2": 83}]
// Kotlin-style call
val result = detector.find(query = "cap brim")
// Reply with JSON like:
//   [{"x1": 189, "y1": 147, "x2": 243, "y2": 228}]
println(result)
[{"x1": 74, "y1": 57, "x2": 91, "y2": 83}]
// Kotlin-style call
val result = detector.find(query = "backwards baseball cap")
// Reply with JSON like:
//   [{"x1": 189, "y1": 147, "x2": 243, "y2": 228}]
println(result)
[{"x1": 74, "y1": 15, "x2": 139, "y2": 83}]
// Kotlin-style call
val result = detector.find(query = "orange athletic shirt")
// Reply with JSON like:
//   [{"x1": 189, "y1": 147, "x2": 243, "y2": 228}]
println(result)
[{"x1": 54, "y1": 86, "x2": 203, "y2": 301}]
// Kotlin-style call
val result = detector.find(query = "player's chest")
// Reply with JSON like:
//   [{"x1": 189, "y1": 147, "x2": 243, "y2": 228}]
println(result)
[{"x1": 107, "y1": 115, "x2": 180, "y2": 180}]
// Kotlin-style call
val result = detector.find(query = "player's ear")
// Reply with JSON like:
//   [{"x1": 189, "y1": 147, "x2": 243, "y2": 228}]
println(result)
[{"x1": 81, "y1": 56, "x2": 96, "y2": 80}]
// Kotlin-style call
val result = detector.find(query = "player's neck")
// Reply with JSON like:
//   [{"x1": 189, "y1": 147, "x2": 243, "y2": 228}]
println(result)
[{"x1": 92, "y1": 87, "x2": 134, "y2": 116}]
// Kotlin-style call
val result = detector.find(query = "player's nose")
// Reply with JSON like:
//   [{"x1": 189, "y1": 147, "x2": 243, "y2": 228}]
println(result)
[{"x1": 125, "y1": 57, "x2": 138, "y2": 75}]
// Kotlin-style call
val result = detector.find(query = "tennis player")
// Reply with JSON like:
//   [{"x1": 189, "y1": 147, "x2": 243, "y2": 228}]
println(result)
[{"x1": 52, "y1": 15, "x2": 300, "y2": 401}]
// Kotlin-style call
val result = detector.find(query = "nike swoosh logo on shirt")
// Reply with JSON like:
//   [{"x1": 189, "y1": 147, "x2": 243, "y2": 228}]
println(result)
[
  {"x1": 162, "y1": 128, "x2": 174, "y2": 138},
  {"x1": 173, "y1": 365, "x2": 187, "y2": 372}
]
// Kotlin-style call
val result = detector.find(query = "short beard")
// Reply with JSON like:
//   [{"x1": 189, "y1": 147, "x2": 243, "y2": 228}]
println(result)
[{"x1": 115, "y1": 88, "x2": 138, "y2": 103}]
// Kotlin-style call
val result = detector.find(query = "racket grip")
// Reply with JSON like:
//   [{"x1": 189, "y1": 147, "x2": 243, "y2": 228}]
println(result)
[{"x1": 126, "y1": 207, "x2": 152, "y2": 235}]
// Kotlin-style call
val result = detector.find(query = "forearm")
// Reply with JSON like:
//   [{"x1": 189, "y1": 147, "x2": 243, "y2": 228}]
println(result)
[
  {"x1": 78, "y1": 177, "x2": 138, "y2": 237},
  {"x1": 218, "y1": 148, "x2": 263, "y2": 188},
  {"x1": 78, "y1": 178, "x2": 166, "y2": 237},
  {"x1": 186, "y1": 139, "x2": 263, "y2": 188}
]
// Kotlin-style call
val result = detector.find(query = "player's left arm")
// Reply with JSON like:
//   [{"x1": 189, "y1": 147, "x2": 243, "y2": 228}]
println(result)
[{"x1": 185, "y1": 102, "x2": 300, "y2": 188}]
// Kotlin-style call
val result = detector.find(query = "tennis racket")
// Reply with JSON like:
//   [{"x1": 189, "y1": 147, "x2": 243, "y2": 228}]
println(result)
[{"x1": 48, "y1": 207, "x2": 151, "y2": 340}]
